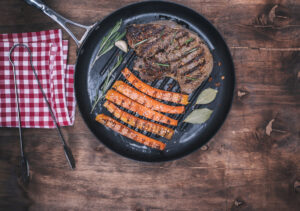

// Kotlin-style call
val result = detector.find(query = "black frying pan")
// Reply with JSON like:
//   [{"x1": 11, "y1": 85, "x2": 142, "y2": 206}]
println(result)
[{"x1": 25, "y1": 0, "x2": 235, "y2": 162}]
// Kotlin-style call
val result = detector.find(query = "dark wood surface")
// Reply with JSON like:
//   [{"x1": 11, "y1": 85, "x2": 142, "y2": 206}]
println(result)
[{"x1": 1, "y1": 0, "x2": 299, "y2": 210}]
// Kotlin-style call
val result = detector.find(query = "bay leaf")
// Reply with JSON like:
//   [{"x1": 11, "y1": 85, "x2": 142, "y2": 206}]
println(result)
[
  {"x1": 183, "y1": 108, "x2": 213, "y2": 124},
  {"x1": 196, "y1": 88, "x2": 218, "y2": 104}
]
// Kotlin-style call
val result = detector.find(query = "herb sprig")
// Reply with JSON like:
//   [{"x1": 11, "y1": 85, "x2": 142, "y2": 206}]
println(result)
[
  {"x1": 186, "y1": 76, "x2": 197, "y2": 81},
  {"x1": 133, "y1": 38, "x2": 149, "y2": 48},
  {"x1": 90, "y1": 54, "x2": 123, "y2": 113},
  {"x1": 90, "y1": 19, "x2": 125, "y2": 69},
  {"x1": 156, "y1": 63, "x2": 170, "y2": 67},
  {"x1": 185, "y1": 37, "x2": 194, "y2": 45},
  {"x1": 184, "y1": 47, "x2": 198, "y2": 55}
]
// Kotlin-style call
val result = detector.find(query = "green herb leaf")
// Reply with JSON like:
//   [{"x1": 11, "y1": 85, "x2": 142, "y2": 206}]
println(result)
[
  {"x1": 102, "y1": 54, "x2": 123, "y2": 95},
  {"x1": 171, "y1": 32, "x2": 177, "y2": 45},
  {"x1": 98, "y1": 19, "x2": 122, "y2": 56},
  {"x1": 90, "y1": 54, "x2": 124, "y2": 113},
  {"x1": 196, "y1": 88, "x2": 218, "y2": 104},
  {"x1": 156, "y1": 63, "x2": 170, "y2": 67},
  {"x1": 90, "y1": 93, "x2": 104, "y2": 114},
  {"x1": 160, "y1": 29, "x2": 165, "y2": 41},
  {"x1": 97, "y1": 44, "x2": 114, "y2": 58},
  {"x1": 115, "y1": 30, "x2": 126, "y2": 42},
  {"x1": 133, "y1": 38, "x2": 149, "y2": 47},
  {"x1": 185, "y1": 37, "x2": 194, "y2": 45},
  {"x1": 186, "y1": 76, "x2": 197, "y2": 81},
  {"x1": 184, "y1": 47, "x2": 198, "y2": 55},
  {"x1": 90, "y1": 19, "x2": 124, "y2": 69},
  {"x1": 183, "y1": 108, "x2": 213, "y2": 124}
]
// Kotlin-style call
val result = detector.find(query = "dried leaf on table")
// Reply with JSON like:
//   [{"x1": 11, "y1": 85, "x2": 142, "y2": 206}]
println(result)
[
  {"x1": 265, "y1": 118, "x2": 275, "y2": 136},
  {"x1": 268, "y1": 5, "x2": 278, "y2": 23},
  {"x1": 237, "y1": 90, "x2": 247, "y2": 97},
  {"x1": 294, "y1": 180, "x2": 300, "y2": 193},
  {"x1": 196, "y1": 88, "x2": 218, "y2": 104},
  {"x1": 234, "y1": 200, "x2": 243, "y2": 207},
  {"x1": 184, "y1": 108, "x2": 213, "y2": 124}
]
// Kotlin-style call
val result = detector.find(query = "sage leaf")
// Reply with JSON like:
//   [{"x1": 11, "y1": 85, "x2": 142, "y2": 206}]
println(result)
[
  {"x1": 183, "y1": 108, "x2": 213, "y2": 124},
  {"x1": 196, "y1": 88, "x2": 218, "y2": 104}
]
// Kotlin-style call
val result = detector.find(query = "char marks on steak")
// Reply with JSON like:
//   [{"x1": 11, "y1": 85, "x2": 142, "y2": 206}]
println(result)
[{"x1": 126, "y1": 21, "x2": 213, "y2": 94}]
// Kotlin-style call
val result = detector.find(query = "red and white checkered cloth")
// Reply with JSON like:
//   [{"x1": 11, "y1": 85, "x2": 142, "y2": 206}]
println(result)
[{"x1": 0, "y1": 29, "x2": 76, "y2": 128}]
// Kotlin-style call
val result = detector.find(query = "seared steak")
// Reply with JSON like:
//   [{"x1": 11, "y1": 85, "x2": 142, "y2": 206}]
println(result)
[{"x1": 126, "y1": 21, "x2": 213, "y2": 94}]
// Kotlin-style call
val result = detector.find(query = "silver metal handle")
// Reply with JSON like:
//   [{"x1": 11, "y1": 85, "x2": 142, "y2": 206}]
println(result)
[
  {"x1": 24, "y1": 0, "x2": 95, "y2": 47},
  {"x1": 9, "y1": 44, "x2": 30, "y2": 184},
  {"x1": 10, "y1": 43, "x2": 76, "y2": 170}
]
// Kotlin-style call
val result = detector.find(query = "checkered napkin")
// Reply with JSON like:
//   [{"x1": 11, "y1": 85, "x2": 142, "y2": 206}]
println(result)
[{"x1": 0, "y1": 29, "x2": 76, "y2": 128}]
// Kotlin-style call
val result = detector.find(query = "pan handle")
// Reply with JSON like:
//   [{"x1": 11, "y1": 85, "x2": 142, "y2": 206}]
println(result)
[{"x1": 24, "y1": 0, "x2": 96, "y2": 47}]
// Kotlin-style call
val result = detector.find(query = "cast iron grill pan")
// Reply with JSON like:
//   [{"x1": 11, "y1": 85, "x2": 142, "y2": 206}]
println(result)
[{"x1": 73, "y1": 1, "x2": 235, "y2": 162}]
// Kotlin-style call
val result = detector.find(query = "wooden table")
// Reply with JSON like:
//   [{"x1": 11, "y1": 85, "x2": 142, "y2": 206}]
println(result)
[{"x1": 1, "y1": 0, "x2": 299, "y2": 210}]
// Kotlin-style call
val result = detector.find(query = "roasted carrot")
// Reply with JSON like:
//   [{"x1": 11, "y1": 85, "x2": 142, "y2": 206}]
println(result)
[
  {"x1": 112, "y1": 81, "x2": 185, "y2": 114},
  {"x1": 105, "y1": 90, "x2": 178, "y2": 126},
  {"x1": 122, "y1": 67, "x2": 189, "y2": 105},
  {"x1": 104, "y1": 101, "x2": 174, "y2": 139},
  {"x1": 95, "y1": 114, "x2": 166, "y2": 150}
]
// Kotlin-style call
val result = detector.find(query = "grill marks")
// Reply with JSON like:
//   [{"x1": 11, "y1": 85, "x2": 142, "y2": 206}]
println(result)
[
  {"x1": 112, "y1": 80, "x2": 185, "y2": 114},
  {"x1": 95, "y1": 114, "x2": 166, "y2": 150},
  {"x1": 140, "y1": 29, "x2": 188, "y2": 58},
  {"x1": 126, "y1": 20, "x2": 213, "y2": 94},
  {"x1": 98, "y1": 86, "x2": 179, "y2": 149},
  {"x1": 96, "y1": 68, "x2": 190, "y2": 148},
  {"x1": 127, "y1": 24, "x2": 165, "y2": 47},
  {"x1": 105, "y1": 90, "x2": 178, "y2": 126},
  {"x1": 96, "y1": 21, "x2": 214, "y2": 150},
  {"x1": 103, "y1": 101, "x2": 174, "y2": 139},
  {"x1": 122, "y1": 68, "x2": 189, "y2": 105}
]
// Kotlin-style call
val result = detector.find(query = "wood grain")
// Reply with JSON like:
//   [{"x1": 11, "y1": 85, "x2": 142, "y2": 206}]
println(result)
[{"x1": 0, "y1": 0, "x2": 299, "y2": 210}]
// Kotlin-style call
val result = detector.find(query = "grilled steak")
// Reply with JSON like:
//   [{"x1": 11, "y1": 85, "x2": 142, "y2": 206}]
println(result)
[{"x1": 126, "y1": 21, "x2": 213, "y2": 94}]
